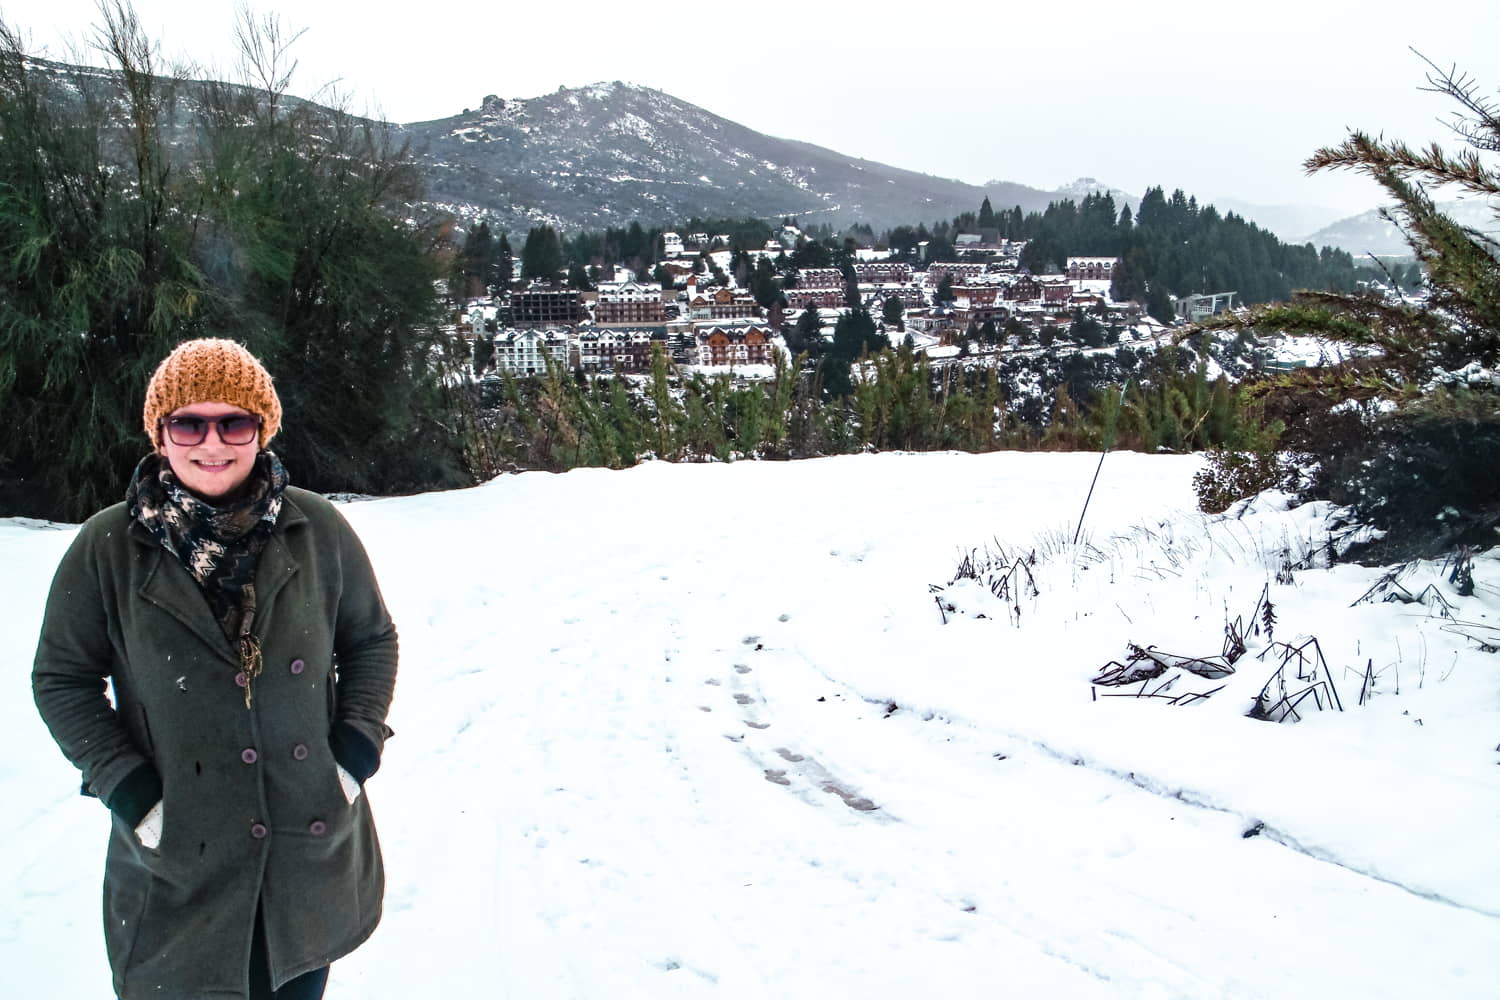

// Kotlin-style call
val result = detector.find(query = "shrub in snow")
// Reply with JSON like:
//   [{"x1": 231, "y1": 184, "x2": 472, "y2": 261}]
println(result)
[
  {"x1": 1323, "y1": 391, "x2": 1500, "y2": 562},
  {"x1": 1193, "y1": 448, "x2": 1294, "y2": 514}
]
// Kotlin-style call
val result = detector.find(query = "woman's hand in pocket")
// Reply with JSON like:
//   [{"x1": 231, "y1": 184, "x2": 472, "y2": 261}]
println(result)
[
  {"x1": 135, "y1": 800, "x2": 163, "y2": 849},
  {"x1": 335, "y1": 765, "x2": 361, "y2": 805}
]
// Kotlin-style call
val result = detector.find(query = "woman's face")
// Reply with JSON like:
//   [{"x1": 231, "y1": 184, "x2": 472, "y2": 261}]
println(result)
[{"x1": 158, "y1": 402, "x2": 260, "y2": 501}]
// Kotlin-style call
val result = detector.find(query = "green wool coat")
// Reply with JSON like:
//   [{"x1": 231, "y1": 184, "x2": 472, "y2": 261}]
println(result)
[{"x1": 32, "y1": 486, "x2": 397, "y2": 999}]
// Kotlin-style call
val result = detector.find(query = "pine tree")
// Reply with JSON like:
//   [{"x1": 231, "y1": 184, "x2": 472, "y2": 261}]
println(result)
[
  {"x1": 882, "y1": 295, "x2": 906, "y2": 332},
  {"x1": 1182, "y1": 57, "x2": 1500, "y2": 555},
  {"x1": 521, "y1": 226, "x2": 566, "y2": 284},
  {"x1": 497, "y1": 233, "x2": 515, "y2": 286}
]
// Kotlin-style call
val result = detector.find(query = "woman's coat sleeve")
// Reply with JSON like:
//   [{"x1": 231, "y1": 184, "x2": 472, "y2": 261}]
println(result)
[
  {"x1": 328, "y1": 508, "x2": 398, "y2": 780},
  {"x1": 32, "y1": 516, "x2": 159, "y2": 818}
]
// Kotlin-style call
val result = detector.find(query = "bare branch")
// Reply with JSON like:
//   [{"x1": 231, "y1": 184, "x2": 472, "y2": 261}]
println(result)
[{"x1": 1412, "y1": 49, "x2": 1500, "y2": 153}]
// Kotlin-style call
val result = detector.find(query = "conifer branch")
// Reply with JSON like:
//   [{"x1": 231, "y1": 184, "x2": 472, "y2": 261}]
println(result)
[{"x1": 1304, "y1": 133, "x2": 1500, "y2": 197}]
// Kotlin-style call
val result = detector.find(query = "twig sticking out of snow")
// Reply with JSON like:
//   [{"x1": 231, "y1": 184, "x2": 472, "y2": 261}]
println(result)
[{"x1": 1250, "y1": 638, "x2": 1344, "y2": 723}]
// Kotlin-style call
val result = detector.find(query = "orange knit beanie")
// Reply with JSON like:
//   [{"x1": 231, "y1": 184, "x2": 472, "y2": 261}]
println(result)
[{"x1": 142, "y1": 339, "x2": 282, "y2": 448}]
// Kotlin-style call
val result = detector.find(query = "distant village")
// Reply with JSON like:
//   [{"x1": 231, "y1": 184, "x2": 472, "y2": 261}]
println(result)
[{"x1": 458, "y1": 223, "x2": 1241, "y2": 378}]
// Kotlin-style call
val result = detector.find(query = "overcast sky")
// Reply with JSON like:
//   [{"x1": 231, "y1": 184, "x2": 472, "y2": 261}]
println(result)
[{"x1": 3, "y1": 0, "x2": 1497, "y2": 217}]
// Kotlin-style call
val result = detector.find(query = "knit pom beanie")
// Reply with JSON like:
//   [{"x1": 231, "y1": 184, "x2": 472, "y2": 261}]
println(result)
[{"x1": 143, "y1": 339, "x2": 282, "y2": 448}]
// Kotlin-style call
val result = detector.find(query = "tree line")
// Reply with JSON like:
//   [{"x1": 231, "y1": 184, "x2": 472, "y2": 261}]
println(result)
[{"x1": 461, "y1": 341, "x2": 1267, "y2": 477}]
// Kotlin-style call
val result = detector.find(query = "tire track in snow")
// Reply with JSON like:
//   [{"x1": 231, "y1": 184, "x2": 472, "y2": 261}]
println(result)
[{"x1": 1015, "y1": 736, "x2": 1500, "y2": 921}]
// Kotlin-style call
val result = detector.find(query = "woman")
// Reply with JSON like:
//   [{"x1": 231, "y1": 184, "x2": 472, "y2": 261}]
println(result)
[{"x1": 32, "y1": 338, "x2": 398, "y2": 1000}]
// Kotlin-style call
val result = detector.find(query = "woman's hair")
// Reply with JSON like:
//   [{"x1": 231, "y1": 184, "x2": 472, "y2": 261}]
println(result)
[{"x1": 143, "y1": 339, "x2": 283, "y2": 448}]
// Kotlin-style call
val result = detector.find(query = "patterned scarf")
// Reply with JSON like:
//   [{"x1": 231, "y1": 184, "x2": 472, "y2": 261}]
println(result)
[{"x1": 127, "y1": 451, "x2": 289, "y2": 707}]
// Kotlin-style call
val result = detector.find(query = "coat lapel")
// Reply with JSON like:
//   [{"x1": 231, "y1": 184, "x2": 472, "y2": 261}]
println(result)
[
  {"x1": 132, "y1": 521, "x2": 238, "y2": 666},
  {"x1": 254, "y1": 497, "x2": 306, "y2": 622},
  {"x1": 129, "y1": 495, "x2": 309, "y2": 665}
]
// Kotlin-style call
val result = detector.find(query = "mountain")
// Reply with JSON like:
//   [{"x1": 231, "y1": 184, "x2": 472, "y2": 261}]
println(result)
[
  {"x1": 1305, "y1": 197, "x2": 1500, "y2": 255},
  {"x1": 1206, "y1": 197, "x2": 1354, "y2": 245},
  {"x1": 1044, "y1": 177, "x2": 1139, "y2": 213},
  {"x1": 398, "y1": 82, "x2": 1063, "y2": 235}
]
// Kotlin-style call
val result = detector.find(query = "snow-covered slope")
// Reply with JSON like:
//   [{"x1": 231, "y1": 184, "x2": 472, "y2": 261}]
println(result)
[{"x1": 5, "y1": 452, "x2": 1498, "y2": 997}]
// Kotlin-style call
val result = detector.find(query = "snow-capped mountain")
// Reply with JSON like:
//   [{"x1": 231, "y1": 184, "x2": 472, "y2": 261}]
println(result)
[
  {"x1": 1045, "y1": 177, "x2": 1139, "y2": 212},
  {"x1": 398, "y1": 82, "x2": 1060, "y2": 233}
]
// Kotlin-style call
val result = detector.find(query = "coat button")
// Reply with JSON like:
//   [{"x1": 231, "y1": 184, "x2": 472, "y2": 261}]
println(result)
[
  {"x1": 309, "y1": 820, "x2": 327, "y2": 836},
  {"x1": 292, "y1": 743, "x2": 309, "y2": 761},
  {"x1": 250, "y1": 822, "x2": 268, "y2": 840},
  {"x1": 234, "y1": 672, "x2": 248, "y2": 688},
  {"x1": 290, "y1": 658, "x2": 305, "y2": 675},
  {"x1": 241, "y1": 748, "x2": 259, "y2": 764}
]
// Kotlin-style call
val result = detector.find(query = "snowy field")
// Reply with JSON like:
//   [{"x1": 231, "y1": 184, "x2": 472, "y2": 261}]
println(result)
[{"x1": 4, "y1": 451, "x2": 1498, "y2": 998}]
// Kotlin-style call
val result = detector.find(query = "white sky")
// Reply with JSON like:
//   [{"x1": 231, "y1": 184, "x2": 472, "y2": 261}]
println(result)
[{"x1": 3, "y1": 0, "x2": 1497, "y2": 216}]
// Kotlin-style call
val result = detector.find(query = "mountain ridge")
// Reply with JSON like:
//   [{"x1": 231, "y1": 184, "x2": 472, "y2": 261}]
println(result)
[
  {"x1": 395, "y1": 80, "x2": 1070, "y2": 234},
  {"x1": 1305, "y1": 197, "x2": 1500, "y2": 256}
]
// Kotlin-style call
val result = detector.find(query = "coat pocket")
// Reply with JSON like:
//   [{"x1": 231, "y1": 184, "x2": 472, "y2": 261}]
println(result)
[{"x1": 136, "y1": 704, "x2": 155, "y2": 757}]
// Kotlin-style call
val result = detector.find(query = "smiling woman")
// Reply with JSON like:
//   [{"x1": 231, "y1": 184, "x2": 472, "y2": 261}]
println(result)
[
  {"x1": 32, "y1": 338, "x2": 399, "y2": 1000},
  {"x1": 155, "y1": 404, "x2": 263, "y2": 498}
]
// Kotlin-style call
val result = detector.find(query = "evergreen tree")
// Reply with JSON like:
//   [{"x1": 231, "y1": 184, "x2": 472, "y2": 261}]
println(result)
[
  {"x1": 831, "y1": 307, "x2": 886, "y2": 362},
  {"x1": 1145, "y1": 282, "x2": 1175, "y2": 325},
  {"x1": 0, "y1": 6, "x2": 463, "y2": 518},
  {"x1": 882, "y1": 295, "x2": 905, "y2": 332},
  {"x1": 787, "y1": 307, "x2": 825, "y2": 357},
  {"x1": 750, "y1": 257, "x2": 781, "y2": 308},
  {"x1": 936, "y1": 274, "x2": 955, "y2": 304},
  {"x1": 978, "y1": 196, "x2": 996, "y2": 230},
  {"x1": 463, "y1": 220, "x2": 495, "y2": 296},
  {"x1": 1186, "y1": 57, "x2": 1500, "y2": 555},
  {"x1": 496, "y1": 232, "x2": 515, "y2": 286},
  {"x1": 521, "y1": 225, "x2": 565, "y2": 284}
]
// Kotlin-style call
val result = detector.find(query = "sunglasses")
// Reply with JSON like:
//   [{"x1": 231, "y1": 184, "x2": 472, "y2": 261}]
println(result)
[{"x1": 161, "y1": 413, "x2": 262, "y2": 447}]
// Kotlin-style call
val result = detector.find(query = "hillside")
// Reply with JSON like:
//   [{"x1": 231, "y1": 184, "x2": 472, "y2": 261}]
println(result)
[
  {"x1": 399, "y1": 82, "x2": 1060, "y2": 233},
  {"x1": 1307, "y1": 196, "x2": 1500, "y2": 255},
  {"x1": 13, "y1": 56, "x2": 1068, "y2": 236}
]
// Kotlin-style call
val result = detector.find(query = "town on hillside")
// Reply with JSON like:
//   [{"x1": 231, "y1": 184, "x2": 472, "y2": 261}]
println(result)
[{"x1": 457, "y1": 223, "x2": 1246, "y2": 380}]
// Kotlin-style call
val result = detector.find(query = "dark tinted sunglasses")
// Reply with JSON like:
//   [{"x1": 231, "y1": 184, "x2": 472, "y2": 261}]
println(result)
[{"x1": 161, "y1": 413, "x2": 262, "y2": 447}]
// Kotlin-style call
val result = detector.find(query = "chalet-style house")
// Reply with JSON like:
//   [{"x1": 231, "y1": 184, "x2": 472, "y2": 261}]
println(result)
[
  {"x1": 951, "y1": 285, "x2": 1007, "y2": 327},
  {"x1": 926, "y1": 262, "x2": 988, "y2": 284},
  {"x1": 854, "y1": 262, "x2": 912, "y2": 284},
  {"x1": 1066, "y1": 256, "x2": 1119, "y2": 281},
  {"x1": 594, "y1": 281, "x2": 667, "y2": 325},
  {"x1": 577, "y1": 329, "x2": 669, "y2": 372},
  {"x1": 797, "y1": 267, "x2": 844, "y2": 288},
  {"x1": 492, "y1": 329, "x2": 569, "y2": 376},
  {"x1": 696, "y1": 326, "x2": 773, "y2": 366},
  {"x1": 784, "y1": 287, "x2": 847, "y2": 310}
]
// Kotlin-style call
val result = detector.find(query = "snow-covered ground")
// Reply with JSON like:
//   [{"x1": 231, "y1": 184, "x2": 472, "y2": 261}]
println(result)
[{"x1": 4, "y1": 452, "x2": 1498, "y2": 998}]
